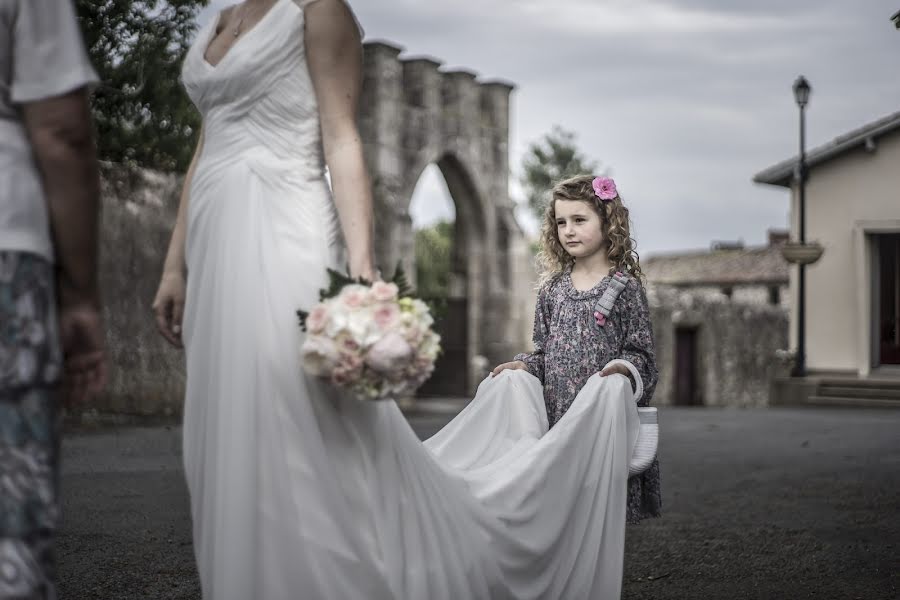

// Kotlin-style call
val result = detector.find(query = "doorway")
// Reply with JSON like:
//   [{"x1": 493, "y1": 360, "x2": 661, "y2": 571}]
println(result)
[
  {"x1": 674, "y1": 326, "x2": 701, "y2": 405},
  {"x1": 875, "y1": 234, "x2": 900, "y2": 366},
  {"x1": 417, "y1": 298, "x2": 468, "y2": 397}
]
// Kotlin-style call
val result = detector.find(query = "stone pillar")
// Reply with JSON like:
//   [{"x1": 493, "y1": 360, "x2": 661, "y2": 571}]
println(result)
[{"x1": 361, "y1": 41, "x2": 406, "y2": 273}]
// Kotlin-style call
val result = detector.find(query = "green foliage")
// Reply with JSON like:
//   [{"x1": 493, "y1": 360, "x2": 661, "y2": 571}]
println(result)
[
  {"x1": 415, "y1": 221, "x2": 454, "y2": 299},
  {"x1": 75, "y1": 0, "x2": 208, "y2": 172},
  {"x1": 520, "y1": 125, "x2": 601, "y2": 220}
]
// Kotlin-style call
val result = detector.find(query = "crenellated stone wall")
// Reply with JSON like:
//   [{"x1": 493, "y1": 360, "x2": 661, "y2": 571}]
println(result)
[{"x1": 359, "y1": 41, "x2": 529, "y2": 395}]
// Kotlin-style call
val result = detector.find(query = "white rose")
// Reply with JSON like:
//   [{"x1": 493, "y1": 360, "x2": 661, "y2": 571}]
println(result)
[{"x1": 301, "y1": 335, "x2": 340, "y2": 376}]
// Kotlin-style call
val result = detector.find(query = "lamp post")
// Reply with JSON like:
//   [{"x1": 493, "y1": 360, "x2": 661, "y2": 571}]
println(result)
[{"x1": 792, "y1": 75, "x2": 811, "y2": 377}]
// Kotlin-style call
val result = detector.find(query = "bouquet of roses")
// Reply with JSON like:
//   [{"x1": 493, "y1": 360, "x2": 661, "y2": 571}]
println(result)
[{"x1": 296, "y1": 265, "x2": 441, "y2": 401}]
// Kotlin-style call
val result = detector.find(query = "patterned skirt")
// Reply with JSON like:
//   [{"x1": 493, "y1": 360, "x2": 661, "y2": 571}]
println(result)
[
  {"x1": 0, "y1": 251, "x2": 63, "y2": 599},
  {"x1": 627, "y1": 457, "x2": 662, "y2": 525}
]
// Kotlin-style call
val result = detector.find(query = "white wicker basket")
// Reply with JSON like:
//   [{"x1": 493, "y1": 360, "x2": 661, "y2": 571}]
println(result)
[{"x1": 628, "y1": 406, "x2": 658, "y2": 477}]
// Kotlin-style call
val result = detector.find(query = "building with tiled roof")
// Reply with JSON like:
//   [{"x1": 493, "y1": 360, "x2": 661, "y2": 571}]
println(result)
[{"x1": 643, "y1": 230, "x2": 790, "y2": 307}]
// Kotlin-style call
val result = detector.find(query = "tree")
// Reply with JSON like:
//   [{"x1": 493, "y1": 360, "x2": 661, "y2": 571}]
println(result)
[
  {"x1": 415, "y1": 221, "x2": 454, "y2": 299},
  {"x1": 520, "y1": 125, "x2": 600, "y2": 220},
  {"x1": 76, "y1": 0, "x2": 208, "y2": 172}
]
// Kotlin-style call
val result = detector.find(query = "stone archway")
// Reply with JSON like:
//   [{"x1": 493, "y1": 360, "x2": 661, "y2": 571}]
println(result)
[{"x1": 359, "y1": 41, "x2": 530, "y2": 396}]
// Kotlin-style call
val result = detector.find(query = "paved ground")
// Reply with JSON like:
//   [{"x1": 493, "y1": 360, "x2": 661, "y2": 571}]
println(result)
[{"x1": 57, "y1": 405, "x2": 899, "y2": 599}]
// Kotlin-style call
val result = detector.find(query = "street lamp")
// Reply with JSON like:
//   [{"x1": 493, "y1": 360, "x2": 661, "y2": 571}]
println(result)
[{"x1": 781, "y1": 75, "x2": 822, "y2": 377}]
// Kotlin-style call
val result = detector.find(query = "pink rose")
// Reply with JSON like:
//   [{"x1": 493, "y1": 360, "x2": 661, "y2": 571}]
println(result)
[
  {"x1": 340, "y1": 286, "x2": 368, "y2": 309},
  {"x1": 592, "y1": 176, "x2": 617, "y2": 201},
  {"x1": 331, "y1": 355, "x2": 364, "y2": 385},
  {"x1": 338, "y1": 353, "x2": 363, "y2": 372},
  {"x1": 371, "y1": 281, "x2": 399, "y2": 302},
  {"x1": 365, "y1": 332, "x2": 413, "y2": 373},
  {"x1": 340, "y1": 337, "x2": 360, "y2": 353},
  {"x1": 307, "y1": 305, "x2": 328, "y2": 334},
  {"x1": 373, "y1": 304, "x2": 400, "y2": 330}
]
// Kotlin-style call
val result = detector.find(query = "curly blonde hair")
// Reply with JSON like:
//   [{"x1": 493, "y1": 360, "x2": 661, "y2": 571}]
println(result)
[{"x1": 535, "y1": 174, "x2": 643, "y2": 287}]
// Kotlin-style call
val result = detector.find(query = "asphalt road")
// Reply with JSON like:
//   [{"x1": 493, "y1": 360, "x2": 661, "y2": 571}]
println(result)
[{"x1": 57, "y1": 406, "x2": 899, "y2": 599}]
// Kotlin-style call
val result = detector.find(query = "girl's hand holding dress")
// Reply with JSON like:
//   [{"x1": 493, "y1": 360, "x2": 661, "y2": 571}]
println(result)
[
  {"x1": 490, "y1": 360, "x2": 527, "y2": 377},
  {"x1": 599, "y1": 363, "x2": 630, "y2": 378}
]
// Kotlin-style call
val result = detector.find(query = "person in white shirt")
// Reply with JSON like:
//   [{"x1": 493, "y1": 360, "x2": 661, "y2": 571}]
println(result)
[{"x1": 0, "y1": 0, "x2": 107, "y2": 596}]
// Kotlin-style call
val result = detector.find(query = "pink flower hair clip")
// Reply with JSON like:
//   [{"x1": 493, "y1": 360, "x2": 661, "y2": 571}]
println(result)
[{"x1": 592, "y1": 176, "x2": 617, "y2": 201}]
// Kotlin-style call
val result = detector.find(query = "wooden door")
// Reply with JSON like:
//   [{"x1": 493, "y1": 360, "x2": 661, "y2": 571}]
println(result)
[{"x1": 877, "y1": 234, "x2": 900, "y2": 365}]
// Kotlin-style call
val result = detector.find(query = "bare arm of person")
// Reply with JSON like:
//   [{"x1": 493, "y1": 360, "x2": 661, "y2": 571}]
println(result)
[
  {"x1": 152, "y1": 126, "x2": 204, "y2": 348},
  {"x1": 23, "y1": 90, "x2": 99, "y2": 307},
  {"x1": 304, "y1": 0, "x2": 376, "y2": 281},
  {"x1": 22, "y1": 88, "x2": 107, "y2": 403}
]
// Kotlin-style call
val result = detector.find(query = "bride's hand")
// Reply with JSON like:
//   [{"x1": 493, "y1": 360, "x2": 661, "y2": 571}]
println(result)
[
  {"x1": 349, "y1": 260, "x2": 378, "y2": 282},
  {"x1": 153, "y1": 270, "x2": 186, "y2": 348},
  {"x1": 490, "y1": 360, "x2": 527, "y2": 377}
]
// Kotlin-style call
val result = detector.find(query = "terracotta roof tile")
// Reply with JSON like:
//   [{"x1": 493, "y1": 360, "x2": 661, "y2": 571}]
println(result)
[{"x1": 642, "y1": 245, "x2": 789, "y2": 286}]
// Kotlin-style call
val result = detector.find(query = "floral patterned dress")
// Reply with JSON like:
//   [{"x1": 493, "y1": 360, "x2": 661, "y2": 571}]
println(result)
[{"x1": 515, "y1": 268, "x2": 662, "y2": 524}]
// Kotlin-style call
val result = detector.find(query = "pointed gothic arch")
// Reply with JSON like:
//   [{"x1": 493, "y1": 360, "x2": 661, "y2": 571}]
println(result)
[{"x1": 359, "y1": 41, "x2": 530, "y2": 396}]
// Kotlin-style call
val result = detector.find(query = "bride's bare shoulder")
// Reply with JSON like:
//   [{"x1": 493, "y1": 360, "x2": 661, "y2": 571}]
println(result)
[{"x1": 295, "y1": 0, "x2": 361, "y2": 42}]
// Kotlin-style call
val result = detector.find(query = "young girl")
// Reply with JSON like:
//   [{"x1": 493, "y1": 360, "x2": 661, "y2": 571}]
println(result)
[{"x1": 492, "y1": 174, "x2": 661, "y2": 524}]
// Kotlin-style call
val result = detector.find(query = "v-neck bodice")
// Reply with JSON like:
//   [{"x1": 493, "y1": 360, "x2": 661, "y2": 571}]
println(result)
[
  {"x1": 201, "y1": 0, "x2": 286, "y2": 69},
  {"x1": 181, "y1": 0, "x2": 325, "y2": 177}
]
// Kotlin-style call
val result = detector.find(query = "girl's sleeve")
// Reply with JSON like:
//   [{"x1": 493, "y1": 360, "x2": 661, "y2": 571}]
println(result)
[
  {"x1": 606, "y1": 278, "x2": 659, "y2": 405},
  {"x1": 514, "y1": 284, "x2": 551, "y2": 384}
]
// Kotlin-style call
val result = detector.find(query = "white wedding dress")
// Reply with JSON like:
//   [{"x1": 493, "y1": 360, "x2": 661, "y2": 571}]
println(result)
[{"x1": 180, "y1": 1, "x2": 641, "y2": 598}]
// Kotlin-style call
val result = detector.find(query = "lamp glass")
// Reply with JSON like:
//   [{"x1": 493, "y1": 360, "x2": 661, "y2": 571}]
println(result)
[{"x1": 793, "y1": 76, "x2": 811, "y2": 107}]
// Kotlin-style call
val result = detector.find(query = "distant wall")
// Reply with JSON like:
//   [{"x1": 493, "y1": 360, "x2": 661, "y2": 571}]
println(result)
[
  {"x1": 650, "y1": 286, "x2": 789, "y2": 408},
  {"x1": 83, "y1": 163, "x2": 186, "y2": 419},
  {"x1": 664, "y1": 283, "x2": 789, "y2": 309}
]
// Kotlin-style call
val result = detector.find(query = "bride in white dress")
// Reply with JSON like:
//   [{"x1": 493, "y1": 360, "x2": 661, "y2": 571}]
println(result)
[{"x1": 152, "y1": 1, "x2": 644, "y2": 598}]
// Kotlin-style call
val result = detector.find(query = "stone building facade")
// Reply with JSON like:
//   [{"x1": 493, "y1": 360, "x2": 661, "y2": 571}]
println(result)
[
  {"x1": 642, "y1": 230, "x2": 790, "y2": 308},
  {"x1": 646, "y1": 286, "x2": 788, "y2": 409},
  {"x1": 639, "y1": 232, "x2": 791, "y2": 408},
  {"x1": 359, "y1": 41, "x2": 532, "y2": 396}
]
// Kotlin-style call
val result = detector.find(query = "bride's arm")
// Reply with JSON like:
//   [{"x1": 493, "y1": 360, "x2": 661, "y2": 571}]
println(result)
[
  {"x1": 152, "y1": 126, "x2": 203, "y2": 347},
  {"x1": 163, "y1": 126, "x2": 203, "y2": 278},
  {"x1": 304, "y1": 0, "x2": 376, "y2": 281}
]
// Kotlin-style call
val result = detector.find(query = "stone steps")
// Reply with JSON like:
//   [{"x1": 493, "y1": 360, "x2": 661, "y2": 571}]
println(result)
[
  {"x1": 805, "y1": 395, "x2": 900, "y2": 409},
  {"x1": 818, "y1": 385, "x2": 900, "y2": 400},
  {"x1": 810, "y1": 377, "x2": 900, "y2": 407}
]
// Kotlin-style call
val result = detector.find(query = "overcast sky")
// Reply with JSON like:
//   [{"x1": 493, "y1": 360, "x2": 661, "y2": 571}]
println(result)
[{"x1": 200, "y1": 0, "x2": 900, "y2": 256}]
